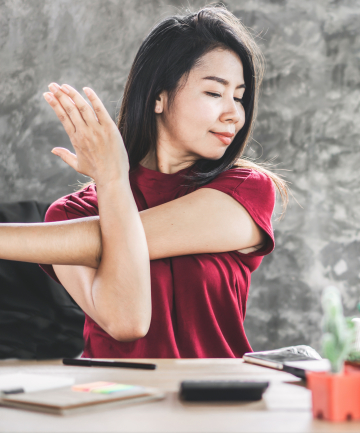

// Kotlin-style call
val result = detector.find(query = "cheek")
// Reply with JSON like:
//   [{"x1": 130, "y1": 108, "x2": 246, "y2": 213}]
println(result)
[{"x1": 169, "y1": 99, "x2": 214, "y2": 140}]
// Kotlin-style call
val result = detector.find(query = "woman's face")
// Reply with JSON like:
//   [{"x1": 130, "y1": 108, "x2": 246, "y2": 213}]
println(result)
[{"x1": 155, "y1": 48, "x2": 246, "y2": 164}]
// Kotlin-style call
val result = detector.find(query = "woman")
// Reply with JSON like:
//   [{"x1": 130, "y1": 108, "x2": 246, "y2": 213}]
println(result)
[{"x1": 2, "y1": 6, "x2": 287, "y2": 358}]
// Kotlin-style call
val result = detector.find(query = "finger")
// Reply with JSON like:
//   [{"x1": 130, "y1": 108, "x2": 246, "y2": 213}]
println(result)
[
  {"x1": 52, "y1": 147, "x2": 78, "y2": 172},
  {"x1": 43, "y1": 92, "x2": 75, "y2": 136},
  {"x1": 82, "y1": 87, "x2": 112, "y2": 126},
  {"x1": 48, "y1": 82, "x2": 86, "y2": 128},
  {"x1": 60, "y1": 84, "x2": 99, "y2": 127}
]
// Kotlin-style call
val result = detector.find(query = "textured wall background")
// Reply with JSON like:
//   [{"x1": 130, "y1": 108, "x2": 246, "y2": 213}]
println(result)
[{"x1": 1, "y1": 0, "x2": 360, "y2": 352}]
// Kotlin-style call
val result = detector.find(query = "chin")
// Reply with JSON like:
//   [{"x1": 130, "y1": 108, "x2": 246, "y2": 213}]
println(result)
[
  {"x1": 202, "y1": 149, "x2": 228, "y2": 161},
  {"x1": 192, "y1": 142, "x2": 228, "y2": 161}
]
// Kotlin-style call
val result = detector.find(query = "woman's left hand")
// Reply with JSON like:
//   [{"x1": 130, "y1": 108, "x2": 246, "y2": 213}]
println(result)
[{"x1": 43, "y1": 83, "x2": 129, "y2": 186}]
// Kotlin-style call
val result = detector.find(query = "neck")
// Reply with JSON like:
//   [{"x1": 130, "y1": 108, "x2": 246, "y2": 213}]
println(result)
[{"x1": 140, "y1": 144, "x2": 197, "y2": 174}]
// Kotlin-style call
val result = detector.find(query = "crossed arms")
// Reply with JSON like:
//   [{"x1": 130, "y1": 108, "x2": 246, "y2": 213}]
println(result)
[{"x1": 1, "y1": 186, "x2": 264, "y2": 341}]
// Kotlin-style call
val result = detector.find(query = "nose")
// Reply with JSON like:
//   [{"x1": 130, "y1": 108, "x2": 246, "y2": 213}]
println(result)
[{"x1": 219, "y1": 96, "x2": 243, "y2": 125}]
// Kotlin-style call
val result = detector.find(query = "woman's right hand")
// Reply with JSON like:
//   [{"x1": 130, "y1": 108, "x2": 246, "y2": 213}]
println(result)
[{"x1": 43, "y1": 83, "x2": 129, "y2": 186}]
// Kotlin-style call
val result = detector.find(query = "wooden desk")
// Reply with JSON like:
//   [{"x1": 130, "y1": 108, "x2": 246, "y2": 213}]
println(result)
[{"x1": 0, "y1": 358, "x2": 359, "y2": 432}]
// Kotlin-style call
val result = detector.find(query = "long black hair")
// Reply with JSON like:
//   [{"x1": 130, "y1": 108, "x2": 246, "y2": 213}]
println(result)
[{"x1": 118, "y1": 5, "x2": 264, "y2": 184}]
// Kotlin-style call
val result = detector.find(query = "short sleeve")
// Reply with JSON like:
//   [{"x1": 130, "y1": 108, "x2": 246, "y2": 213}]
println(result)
[
  {"x1": 39, "y1": 185, "x2": 98, "y2": 283},
  {"x1": 198, "y1": 168, "x2": 276, "y2": 257}
]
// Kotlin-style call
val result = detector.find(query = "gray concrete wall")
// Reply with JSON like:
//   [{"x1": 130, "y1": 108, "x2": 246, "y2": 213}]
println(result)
[{"x1": 1, "y1": 0, "x2": 360, "y2": 352}]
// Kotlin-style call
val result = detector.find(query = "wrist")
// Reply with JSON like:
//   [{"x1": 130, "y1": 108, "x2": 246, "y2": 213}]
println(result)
[
  {"x1": 94, "y1": 164, "x2": 130, "y2": 189},
  {"x1": 95, "y1": 173, "x2": 130, "y2": 191}
]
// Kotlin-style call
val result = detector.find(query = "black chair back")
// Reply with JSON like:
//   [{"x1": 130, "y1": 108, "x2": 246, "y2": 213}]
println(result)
[{"x1": 0, "y1": 201, "x2": 84, "y2": 359}]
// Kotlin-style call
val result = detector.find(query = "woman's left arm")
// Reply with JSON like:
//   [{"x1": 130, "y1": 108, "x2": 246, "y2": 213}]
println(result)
[{"x1": 42, "y1": 84, "x2": 151, "y2": 341}]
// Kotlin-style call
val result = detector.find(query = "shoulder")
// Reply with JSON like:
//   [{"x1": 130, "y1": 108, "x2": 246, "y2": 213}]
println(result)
[
  {"x1": 45, "y1": 184, "x2": 98, "y2": 222},
  {"x1": 230, "y1": 168, "x2": 276, "y2": 214},
  {"x1": 202, "y1": 167, "x2": 275, "y2": 197}
]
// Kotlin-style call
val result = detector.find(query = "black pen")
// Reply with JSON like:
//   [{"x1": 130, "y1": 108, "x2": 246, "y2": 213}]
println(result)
[{"x1": 63, "y1": 358, "x2": 157, "y2": 370}]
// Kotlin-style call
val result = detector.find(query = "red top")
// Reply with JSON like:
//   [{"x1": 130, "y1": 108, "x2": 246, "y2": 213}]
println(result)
[{"x1": 40, "y1": 165, "x2": 275, "y2": 358}]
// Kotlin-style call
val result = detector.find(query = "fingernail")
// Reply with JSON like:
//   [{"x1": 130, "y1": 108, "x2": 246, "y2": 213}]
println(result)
[
  {"x1": 61, "y1": 84, "x2": 70, "y2": 94},
  {"x1": 83, "y1": 87, "x2": 91, "y2": 97},
  {"x1": 48, "y1": 83, "x2": 59, "y2": 93},
  {"x1": 43, "y1": 92, "x2": 53, "y2": 102},
  {"x1": 51, "y1": 149, "x2": 59, "y2": 155}
]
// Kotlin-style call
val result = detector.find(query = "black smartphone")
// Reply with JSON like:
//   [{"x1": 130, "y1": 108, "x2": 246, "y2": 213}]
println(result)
[{"x1": 180, "y1": 380, "x2": 269, "y2": 402}]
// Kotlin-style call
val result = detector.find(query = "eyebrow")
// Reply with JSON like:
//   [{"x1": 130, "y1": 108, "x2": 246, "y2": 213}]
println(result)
[{"x1": 202, "y1": 76, "x2": 246, "y2": 89}]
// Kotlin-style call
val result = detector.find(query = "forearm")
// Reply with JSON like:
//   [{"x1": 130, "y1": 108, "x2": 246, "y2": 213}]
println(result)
[
  {"x1": 91, "y1": 177, "x2": 151, "y2": 340},
  {"x1": 0, "y1": 217, "x2": 101, "y2": 268}
]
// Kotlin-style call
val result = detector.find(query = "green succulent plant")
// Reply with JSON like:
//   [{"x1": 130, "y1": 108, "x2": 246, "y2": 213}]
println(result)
[{"x1": 321, "y1": 286, "x2": 356, "y2": 373}]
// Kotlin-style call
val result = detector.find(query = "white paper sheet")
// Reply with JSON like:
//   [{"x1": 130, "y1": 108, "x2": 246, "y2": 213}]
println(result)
[{"x1": 0, "y1": 373, "x2": 74, "y2": 393}]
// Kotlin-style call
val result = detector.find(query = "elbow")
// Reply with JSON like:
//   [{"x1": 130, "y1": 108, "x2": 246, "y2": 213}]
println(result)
[{"x1": 107, "y1": 319, "x2": 150, "y2": 343}]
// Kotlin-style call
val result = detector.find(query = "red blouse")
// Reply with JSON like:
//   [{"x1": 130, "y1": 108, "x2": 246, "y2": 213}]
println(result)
[{"x1": 40, "y1": 165, "x2": 275, "y2": 358}]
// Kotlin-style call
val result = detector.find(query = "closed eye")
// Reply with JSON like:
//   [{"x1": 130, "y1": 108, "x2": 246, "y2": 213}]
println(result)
[{"x1": 206, "y1": 92, "x2": 244, "y2": 105}]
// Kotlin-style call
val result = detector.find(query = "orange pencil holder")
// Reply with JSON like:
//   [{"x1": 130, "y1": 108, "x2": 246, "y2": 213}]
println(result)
[{"x1": 306, "y1": 364, "x2": 360, "y2": 422}]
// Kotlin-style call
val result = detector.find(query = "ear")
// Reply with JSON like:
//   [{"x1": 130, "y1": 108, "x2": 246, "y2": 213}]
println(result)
[{"x1": 154, "y1": 91, "x2": 166, "y2": 114}]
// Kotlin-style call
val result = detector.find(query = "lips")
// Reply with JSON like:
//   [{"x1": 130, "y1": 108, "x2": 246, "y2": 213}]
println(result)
[{"x1": 210, "y1": 131, "x2": 234, "y2": 146}]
